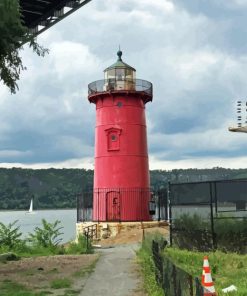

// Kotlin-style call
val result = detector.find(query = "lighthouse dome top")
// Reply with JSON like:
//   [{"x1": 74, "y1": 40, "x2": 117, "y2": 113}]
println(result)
[
  {"x1": 104, "y1": 50, "x2": 136, "y2": 72},
  {"x1": 104, "y1": 50, "x2": 136, "y2": 81}
]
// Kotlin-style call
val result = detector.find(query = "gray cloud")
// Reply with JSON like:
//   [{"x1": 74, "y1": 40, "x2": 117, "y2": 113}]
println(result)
[{"x1": 0, "y1": 0, "x2": 247, "y2": 169}]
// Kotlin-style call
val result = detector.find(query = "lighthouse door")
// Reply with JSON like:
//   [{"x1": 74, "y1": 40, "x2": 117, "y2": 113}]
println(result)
[{"x1": 106, "y1": 191, "x2": 120, "y2": 221}]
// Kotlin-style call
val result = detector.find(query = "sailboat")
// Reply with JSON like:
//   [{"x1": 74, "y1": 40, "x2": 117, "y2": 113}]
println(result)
[{"x1": 26, "y1": 199, "x2": 35, "y2": 214}]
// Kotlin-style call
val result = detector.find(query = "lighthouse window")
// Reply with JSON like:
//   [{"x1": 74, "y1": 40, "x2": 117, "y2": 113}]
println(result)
[
  {"x1": 111, "y1": 134, "x2": 117, "y2": 141},
  {"x1": 116, "y1": 69, "x2": 124, "y2": 80},
  {"x1": 106, "y1": 128, "x2": 121, "y2": 151}
]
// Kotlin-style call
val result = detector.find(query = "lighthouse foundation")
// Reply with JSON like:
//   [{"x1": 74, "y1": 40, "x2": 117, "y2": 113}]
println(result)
[{"x1": 76, "y1": 220, "x2": 168, "y2": 241}]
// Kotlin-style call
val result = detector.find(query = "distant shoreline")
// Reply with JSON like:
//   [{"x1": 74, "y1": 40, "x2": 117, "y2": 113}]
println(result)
[{"x1": 0, "y1": 208, "x2": 77, "y2": 212}]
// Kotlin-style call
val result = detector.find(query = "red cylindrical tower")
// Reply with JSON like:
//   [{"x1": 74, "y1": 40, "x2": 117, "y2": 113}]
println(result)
[{"x1": 88, "y1": 50, "x2": 153, "y2": 221}]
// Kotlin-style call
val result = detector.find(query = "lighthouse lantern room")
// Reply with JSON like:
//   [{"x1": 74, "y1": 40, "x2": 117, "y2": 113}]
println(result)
[{"x1": 88, "y1": 50, "x2": 153, "y2": 222}]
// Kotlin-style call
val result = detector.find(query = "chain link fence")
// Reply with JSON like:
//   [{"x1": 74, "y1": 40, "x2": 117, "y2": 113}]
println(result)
[{"x1": 169, "y1": 179, "x2": 247, "y2": 253}]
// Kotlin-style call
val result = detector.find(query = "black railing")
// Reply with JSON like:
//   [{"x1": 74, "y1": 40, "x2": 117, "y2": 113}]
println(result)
[
  {"x1": 77, "y1": 188, "x2": 168, "y2": 223},
  {"x1": 83, "y1": 224, "x2": 98, "y2": 240},
  {"x1": 152, "y1": 240, "x2": 204, "y2": 296},
  {"x1": 88, "y1": 78, "x2": 153, "y2": 98}
]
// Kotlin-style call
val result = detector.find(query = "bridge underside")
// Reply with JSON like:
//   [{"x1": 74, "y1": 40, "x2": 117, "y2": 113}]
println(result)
[{"x1": 20, "y1": 0, "x2": 92, "y2": 36}]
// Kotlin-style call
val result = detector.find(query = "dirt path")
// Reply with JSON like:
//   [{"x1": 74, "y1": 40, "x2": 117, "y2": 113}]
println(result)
[
  {"x1": 0, "y1": 254, "x2": 99, "y2": 295},
  {"x1": 79, "y1": 244, "x2": 145, "y2": 296}
]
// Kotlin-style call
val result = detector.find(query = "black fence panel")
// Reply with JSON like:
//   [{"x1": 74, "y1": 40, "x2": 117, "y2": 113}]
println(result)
[
  {"x1": 77, "y1": 189, "x2": 168, "y2": 222},
  {"x1": 215, "y1": 180, "x2": 247, "y2": 214},
  {"x1": 152, "y1": 240, "x2": 204, "y2": 296},
  {"x1": 171, "y1": 227, "x2": 213, "y2": 252},
  {"x1": 169, "y1": 179, "x2": 247, "y2": 253},
  {"x1": 77, "y1": 192, "x2": 93, "y2": 222}
]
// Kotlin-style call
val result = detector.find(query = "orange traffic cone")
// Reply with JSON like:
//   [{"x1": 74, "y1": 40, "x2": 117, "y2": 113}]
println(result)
[{"x1": 202, "y1": 256, "x2": 217, "y2": 296}]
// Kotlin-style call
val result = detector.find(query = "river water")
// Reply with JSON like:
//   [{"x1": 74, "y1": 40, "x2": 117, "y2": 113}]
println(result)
[{"x1": 0, "y1": 209, "x2": 77, "y2": 243}]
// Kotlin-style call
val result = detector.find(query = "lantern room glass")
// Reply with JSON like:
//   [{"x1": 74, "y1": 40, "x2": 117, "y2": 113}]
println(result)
[{"x1": 104, "y1": 68, "x2": 136, "y2": 81}]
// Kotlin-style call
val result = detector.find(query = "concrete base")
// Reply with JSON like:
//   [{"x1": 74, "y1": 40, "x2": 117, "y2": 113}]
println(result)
[{"x1": 76, "y1": 220, "x2": 168, "y2": 240}]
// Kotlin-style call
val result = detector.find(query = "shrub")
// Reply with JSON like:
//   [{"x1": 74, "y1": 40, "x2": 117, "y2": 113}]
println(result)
[
  {"x1": 28, "y1": 219, "x2": 63, "y2": 250},
  {"x1": 66, "y1": 234, "x2": 93, "y2": 254},
  {"x1": 172, "y1": 214, "x2": 247, "y2": 253},
  {"x1": 172, "y1": 214, "x2": 212, "y2": 251},
  {"x1": 0, "y1": 220, "x2": 24, "y2": 251},
  {"x1": 214, "y1": 218, "x2": 247, "y2": 253}
]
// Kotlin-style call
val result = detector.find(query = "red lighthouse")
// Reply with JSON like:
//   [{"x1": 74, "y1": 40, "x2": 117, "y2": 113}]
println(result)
[{"x1": 88, "y1": 50, "x2": 153, "y2": 222}]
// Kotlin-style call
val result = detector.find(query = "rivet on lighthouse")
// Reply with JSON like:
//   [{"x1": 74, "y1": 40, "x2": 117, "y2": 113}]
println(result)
[{"x1": 88, "y1": 50, "x2": 153, "y2": 222}]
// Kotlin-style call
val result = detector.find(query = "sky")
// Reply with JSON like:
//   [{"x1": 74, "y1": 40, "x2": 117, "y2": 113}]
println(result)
[{"x1": 1, "y1": 0, "x2": 247, "y2": 170}]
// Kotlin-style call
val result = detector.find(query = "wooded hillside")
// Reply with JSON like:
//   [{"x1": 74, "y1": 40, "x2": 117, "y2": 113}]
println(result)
[{"x1": 0, "y1": 167, "x2": 246, "y2": 210}]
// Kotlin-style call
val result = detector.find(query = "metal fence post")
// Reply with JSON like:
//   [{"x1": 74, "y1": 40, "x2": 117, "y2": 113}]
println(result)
[
  {"x1": 168, "y1": 182, "x2": 173, "y2": 246},
  {"x1": 86, "y1": 231, "x2": 89, "y2": 252},
  {"x1": 76, "y1": 194, "x2": 79, "y2": 222},
  {"x1": 158, "y1": 190, "x2": 161, "y2": 221},
  {"x1": 209, "y1": 182, "x2": 216, "y2": 250}
]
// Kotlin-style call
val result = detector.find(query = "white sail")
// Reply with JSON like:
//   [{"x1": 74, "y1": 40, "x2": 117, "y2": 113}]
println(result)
[
  {"x1": 26, "y1": 199, "x2": 35, "y2": 214},
  {"x1": 29, "y1": 199, "x2": 33, "y2": 212}
]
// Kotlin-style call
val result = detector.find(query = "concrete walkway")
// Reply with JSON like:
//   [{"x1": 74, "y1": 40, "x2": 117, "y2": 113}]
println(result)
[{"x1": 79, "y1": 244, "x2": 142, "y2": 296}]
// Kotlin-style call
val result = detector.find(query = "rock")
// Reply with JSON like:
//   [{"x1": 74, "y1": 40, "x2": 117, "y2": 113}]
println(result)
[{"x1": 0, "y1": 253, "x2": 19, "y2": 262}]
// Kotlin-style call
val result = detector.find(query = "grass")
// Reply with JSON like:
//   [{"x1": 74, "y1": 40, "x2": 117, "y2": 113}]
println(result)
[
  {"x1": 136, "y1": 234, "x2": 165, "y2": 296},
  {"x1": 138, "y1": 232, "x2": 247, "y2": 296},
  {"x1": 164, "y1": 247, "x2": 247, "y2": 296},
  {"x1": 0, "y1": 281, "x2": 34, "y2": 296},
  {"x1": 66, "y1": 235, "x2": 93, "y2": 255},
  {"x1": 50, "y1": 278, "x2": 72, "y2": 289}
]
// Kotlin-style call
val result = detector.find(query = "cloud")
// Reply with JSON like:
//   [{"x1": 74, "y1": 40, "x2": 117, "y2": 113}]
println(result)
[
  {"x1": 0, "y1": 157, "x2": 94, "y2": 170},
  {"x1": 149, "y1": 155, "x2": 247, "y2": 170},
  {"x1": 1, "y1": 0, "x2": 247, "y2": 170},
  {"x1": 0, "y1": 150, "x2": 32, "y2": 158}
]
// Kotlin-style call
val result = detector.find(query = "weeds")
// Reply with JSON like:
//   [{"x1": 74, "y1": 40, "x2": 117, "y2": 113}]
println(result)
[
  {"x1": 0, "y1": 220, "x2": 92, "y2": 257},
  {"x1": 50, "y1": 278, "x2": 72, "y2": 289},
  {"x1": 66, "y1": 234, "x2": 93, "y2": 254},
  {"x1": 173, "y1": 213, "x2": 247, "y2": 253},
  {"x1": 137, "y1": 233, "x2": 164, "y2": 296},
  {"x1": 164, "y1": 247, "x2": 247, "y2": 295},
  {"x1": 0, "y1": 281, "x2": 33, "y2": 296}
]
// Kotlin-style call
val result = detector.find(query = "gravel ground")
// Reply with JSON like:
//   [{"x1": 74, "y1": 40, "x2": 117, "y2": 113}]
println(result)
[{"x1": 79, "y1": 244, "x2": 144, "y2": 296}]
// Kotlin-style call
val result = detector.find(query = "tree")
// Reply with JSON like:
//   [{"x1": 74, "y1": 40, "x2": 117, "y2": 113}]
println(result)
[{"x1": 0, "y1": 0, "x2": 48, "y2": 93}]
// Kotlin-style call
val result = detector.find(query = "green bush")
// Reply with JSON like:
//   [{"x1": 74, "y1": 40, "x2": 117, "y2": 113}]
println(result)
[
  {"x1": 214, "y1": 218, "x2": 247, "y2": 253},
  {"x1": 66, "y1": 235, "x2": 93, "y2": 254},
  {"x1": 173, "y1": 214, "x2": 212, "y2": 251},
  {"x1": 173, "y1": 214, "x2": 247, "y2": 253},
  {"x1": 28, "y1": 219, "x2": 63, "y2": 250},
  {"x1": 0, "y1": 220, "x2": 24, "y2": 251}
]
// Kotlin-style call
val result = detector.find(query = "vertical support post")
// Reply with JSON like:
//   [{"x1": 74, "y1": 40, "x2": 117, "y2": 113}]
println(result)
[
  {"x1": 81, "y1": 192, "x2": 84, "y2": 222},
  {"x1": 86, "y1": 231, "x2": 89, "y2": 252},
  {"x1": 214, "y1": 181, "x2": 218, "y2": 216},
  {"x1": 158, "y1": 190, "x2": 161, "y2": 222},
  {"x1": 76, "y1": 194, "x2": 79, "y2": 222},
  {"x1": 188, "y1": 275, "x2": 193, "y2": 296},
  {"x1": 209, "y1": 182, "x2": 216, "y2": 250},
  {"x1": 119, "y1": 188, "x2": 121, "y2": 223},
  {"x1": 98, "y1": 188, "x2": 100, "y2": 223},
  {"x1": 168, "y1": 182, "x2": 172, "y2": 247}
]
